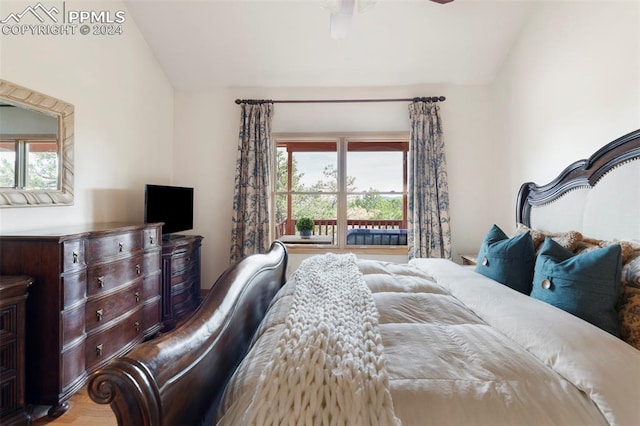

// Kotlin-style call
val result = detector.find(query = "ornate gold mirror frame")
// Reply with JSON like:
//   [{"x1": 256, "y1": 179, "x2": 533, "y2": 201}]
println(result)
[{"x1": 0, "y1": 79, "x2": 74, "y2": 207}]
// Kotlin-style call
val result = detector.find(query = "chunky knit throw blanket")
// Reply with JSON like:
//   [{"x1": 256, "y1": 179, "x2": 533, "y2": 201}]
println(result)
[{"x1": 241, "y1": 253, "x2": 400, "y2": 426}]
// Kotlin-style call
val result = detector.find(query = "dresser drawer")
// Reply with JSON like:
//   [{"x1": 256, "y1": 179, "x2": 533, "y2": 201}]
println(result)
[
  {"x1": 174, "y1": 295, "x2": 199, "y2": 322},
  {"x1": 142, "y1": 272, "x2": 161, "y2": 300},
  {"x1": 61, "y1": 304, "x2": 86, "y2": 347},
  {"x1": 142, "y1": 297, "x2": 162, "y2": 334},
  {"x1": 62, "y1": 239, "x2": 86, "y2": 272},
  {"x1": 171, "y1": 250, "x2": 197, "y2": 274},
  {"x1": 171, "y1": 280, "x2": 194, "y2": 305},
  {"x1": 61, "y1": 270, "x2": 87, "y2": 310},
  {"x1": 85, "y1": 281, "x2": 143, "y2": 332},
  {"x1": 143, "y1": 250, "x2": 161, "y2": 274},
  {"x1": 85, "y1": 308, "x2": 143, "y2": 371},
  {"x1": 87, "y1": 255, "x2": 143, "y2": 296},
  {"x1": 86, "y1": 232, "x2": 142, "y2": 262},
  {"x1": 0, "y1": 305, "x2": 17, "y2": 337},
  {"x1": 170, "y1": 264, "x2": 194, "y2": 287},
  {"x1": 0, "y1": 340, "x2": 17, "y2": 373},
  {"x1": 143, "y1": 227, "x2": 162, "y2": 250},
  {"x1": 0, "y1": 376, "x2": 17, "y2": 417},
  {"x1": 60, "y1": 338, "x2": 86, "y2": 395},
  {"x1": 171, "y1": 277, "x2": 195, "y2": 297}
]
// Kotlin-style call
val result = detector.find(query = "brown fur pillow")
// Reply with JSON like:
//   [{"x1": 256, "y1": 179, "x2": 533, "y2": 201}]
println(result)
[
  {"x1": 618, "y1": 283, "x2": 640, "y2": 350},
  {"x1": 575, "y1": 237, "x2": 635, "y2": 264},
  {"x1": 515, "y1": 223, "x2": 583, "y2": 253}
]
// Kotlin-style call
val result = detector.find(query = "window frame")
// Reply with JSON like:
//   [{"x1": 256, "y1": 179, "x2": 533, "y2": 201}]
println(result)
[
  {"x1": 272, "y1": 132, "x2": 410, "y2": 250},
  {"x1": 0, "y1": 135, "x2": 59, "y2": 190}
]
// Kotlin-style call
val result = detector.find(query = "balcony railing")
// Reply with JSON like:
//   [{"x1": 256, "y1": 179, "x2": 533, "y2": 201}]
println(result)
[{"x1": 276, "y1": 219, "x2": 405, "y2": 245}]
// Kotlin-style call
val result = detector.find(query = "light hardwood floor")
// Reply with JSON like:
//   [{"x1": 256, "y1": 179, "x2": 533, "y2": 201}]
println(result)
[{"x1": 32, "y1": 387, "x2": 116, "y2": 425}]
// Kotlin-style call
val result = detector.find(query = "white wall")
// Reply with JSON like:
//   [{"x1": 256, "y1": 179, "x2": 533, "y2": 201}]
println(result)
[
  {"x1": 175, "y1": 85, "x2": 498, "y2": 288},
  {"x1": 0, "y1": 0, "x2": 174, "y2": 230},
  {"x1": 492, "y1": 0, "x2": 640, "y2": 235}
]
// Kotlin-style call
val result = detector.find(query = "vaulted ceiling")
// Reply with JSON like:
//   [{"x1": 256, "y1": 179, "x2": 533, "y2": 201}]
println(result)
[{"x1": 124, "y1": 0, "x2": 533, "y2": 90}]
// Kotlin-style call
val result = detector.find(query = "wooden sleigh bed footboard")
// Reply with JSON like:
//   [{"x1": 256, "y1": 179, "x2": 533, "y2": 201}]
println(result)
[{"x1": 88, "y1": 241, "x2": 288, "y2": 426}]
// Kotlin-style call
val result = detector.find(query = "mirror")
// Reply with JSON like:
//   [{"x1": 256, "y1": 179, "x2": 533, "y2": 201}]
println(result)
[{"x1": 0, "y1": 79, "x2": 74, "y2": 207}]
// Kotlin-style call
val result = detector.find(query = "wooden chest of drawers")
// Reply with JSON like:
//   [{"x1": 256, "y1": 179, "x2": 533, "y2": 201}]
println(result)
[
  {"x1": 0, "y1": 276, "x2": 31, "y2": 425},
  {"x1": 0, "y1": 223, "x2": 162, "y2": 416},
  {"x1": 161, "y1": 235, "x2": 203, "y2": 330}
]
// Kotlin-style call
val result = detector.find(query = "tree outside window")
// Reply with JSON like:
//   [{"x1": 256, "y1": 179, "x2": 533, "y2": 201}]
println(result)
[{"x1": 0, "y1": 139, "x2": 58, "y2": 189}]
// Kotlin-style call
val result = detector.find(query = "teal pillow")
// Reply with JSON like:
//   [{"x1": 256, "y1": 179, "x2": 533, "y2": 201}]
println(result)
[
  {"x1": 475, "y1": 224, "x2": 534, "y2": 294},
  {"x1": 531, "y1": 237, "x2": 622, "y2": 336}
]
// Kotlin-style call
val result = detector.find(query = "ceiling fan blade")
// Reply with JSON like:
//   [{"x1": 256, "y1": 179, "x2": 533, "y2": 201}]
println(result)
[{"x1": 430, "y1": 0, "x2": 455, "y2": 4}]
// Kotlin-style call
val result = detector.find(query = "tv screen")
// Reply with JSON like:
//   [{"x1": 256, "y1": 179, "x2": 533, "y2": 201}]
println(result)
[{"x1": 144, "y1": 184, "x2": 194, "y2": 237}]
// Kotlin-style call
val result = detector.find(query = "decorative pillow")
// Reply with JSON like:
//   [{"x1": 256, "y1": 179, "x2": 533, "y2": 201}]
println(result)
[
  {"x1": 475, "y1": 224, "x2": 534, "y2": 294},
  {"x1": 618, "y1": 284, "x2": 640, "y2": 350},
  {"x1": 516, "y1": 223, "x2": 583, "y2": 254},
  {"x1": 621, "y1": 243, "x2": 640, "y2": 289},
  {"x1": 531, "y1": 237, "x2": 622, "y2": 336},
  {"x1": 575, "y1": 237, "x2": 634, "y2": 264},
  {"x1": 618, "y1": 242, "x2": 640, "y2": 349}
]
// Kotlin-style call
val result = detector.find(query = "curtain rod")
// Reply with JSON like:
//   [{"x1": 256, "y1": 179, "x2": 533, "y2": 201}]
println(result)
[{"x1": 234, "y1": 96, "x2": 445, "y2": 105}]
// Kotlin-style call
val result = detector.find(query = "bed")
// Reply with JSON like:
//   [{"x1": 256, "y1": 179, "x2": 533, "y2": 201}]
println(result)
[{"x1": 88, "y1": 128, "x2": 640, "y2": 425}]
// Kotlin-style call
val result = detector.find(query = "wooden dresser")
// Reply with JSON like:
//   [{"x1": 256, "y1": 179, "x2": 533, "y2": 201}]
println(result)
[
  {"x1": 0, "y1": 276, "x2": 31, "y2": 425},
  {"x1": 161, "y1": 235, "x2": 203, "y2": 330},
  {"x1": 0, "y1": 222, "x2": 163, "y2": 417}
]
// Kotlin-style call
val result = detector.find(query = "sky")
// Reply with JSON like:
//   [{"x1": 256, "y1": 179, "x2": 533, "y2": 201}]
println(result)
[{"x1": 294, "y1": 151, "x2": 403, "y2": 192}]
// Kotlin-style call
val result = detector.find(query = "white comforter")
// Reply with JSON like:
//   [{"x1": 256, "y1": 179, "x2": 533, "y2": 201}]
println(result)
[{"x1": 217, "y1": 258, "x2": 640, "y2": 426}]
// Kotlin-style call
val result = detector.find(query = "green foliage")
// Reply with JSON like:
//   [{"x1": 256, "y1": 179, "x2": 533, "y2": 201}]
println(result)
[
  {"x1": 28, "y1": 152, "x2": 58, "y2": 189},
  {"x1": 295, "y1": 216, "x2": 314, "y2": 232},
  {"x1": 350, "y1": 190, "x2": 403, "y2": 220},
  {"x1": 0, "y1": 157, "x2": 15, "y2": 188}
]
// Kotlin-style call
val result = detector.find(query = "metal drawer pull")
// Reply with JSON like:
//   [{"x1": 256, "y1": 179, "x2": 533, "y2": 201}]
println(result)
[
  {"x1": 96, "y1": 344, "x2": 103, "y2": 356},
  {"x1": 136, "y1": 264, "x2": 141, "y2": 274},
  {"x1": 96, "y1": 309, "x2": 104, "y2": 321},
  {"x1": 119, "y1": 243, "x2": 123, "y2": 252},
  {"x1": 134, "y1": 291, "x2": 140, "y2": 302},
  {"x1": 134, "y1": 321, "x2": 140, "y2": 331},
  {"x1": 72, "y1": 252, "x2": 78, "y2": 263},
  {"x1": 97, "y1": 276, "x2": 105, "y2": 288}
]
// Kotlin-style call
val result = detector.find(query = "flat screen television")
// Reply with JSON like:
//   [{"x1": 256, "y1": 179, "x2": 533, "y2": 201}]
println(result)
[{"x1": 144, "y1": 184, "x2": 194, "y2": 238}]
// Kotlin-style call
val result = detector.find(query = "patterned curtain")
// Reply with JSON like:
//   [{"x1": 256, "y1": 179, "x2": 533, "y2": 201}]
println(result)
[
  {"x1": 230, "y1": 102, "x2": 274, "y2": 263},
  {"x1": 407, "y1": 101, "x2": 452, "y2": 259}
]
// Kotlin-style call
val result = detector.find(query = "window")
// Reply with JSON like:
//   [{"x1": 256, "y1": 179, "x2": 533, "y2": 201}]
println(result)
[
  {"x1": 0, "y1": 138, "x2": 59, "y2": 189},
  {"x1": 274, "y1": 134, "x2": 408, "y2": 248}
]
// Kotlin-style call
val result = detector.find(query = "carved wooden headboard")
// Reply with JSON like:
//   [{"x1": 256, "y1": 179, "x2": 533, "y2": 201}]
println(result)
[{"x1": 516, "y1": 129, "x2": 640, "y2": 240}]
